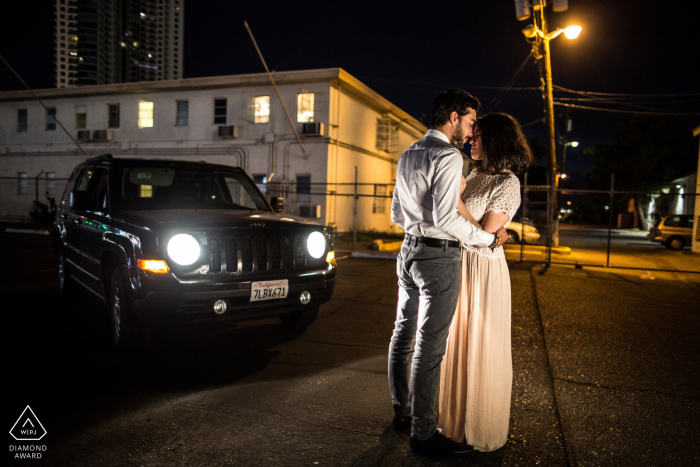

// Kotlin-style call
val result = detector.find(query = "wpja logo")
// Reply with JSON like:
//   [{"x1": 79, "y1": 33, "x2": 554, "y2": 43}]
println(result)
[{"x1": 9, "y1": 406, "x2": 47, "y2": 460}]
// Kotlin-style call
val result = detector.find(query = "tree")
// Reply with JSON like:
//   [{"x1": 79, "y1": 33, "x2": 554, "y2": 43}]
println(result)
[{"x1": 584, "y1": 115, "x2": 696, "y2": 230}]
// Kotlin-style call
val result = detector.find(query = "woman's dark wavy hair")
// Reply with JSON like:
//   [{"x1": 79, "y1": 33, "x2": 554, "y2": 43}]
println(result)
[{"x1": 471, "y1": 113, "x2": 534, "y2": 174}]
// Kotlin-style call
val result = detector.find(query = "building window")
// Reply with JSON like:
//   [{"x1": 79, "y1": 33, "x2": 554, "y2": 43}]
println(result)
[
  {"x1": 376, "y1": 118, "x2": 390, "y2": 152},
  {"x1": 46, "y1": 107, "x2": 57, "y2": 131},
  {"x1": 108, "y1": 103, "x2": 120, "y2": 128},
  {"x1": 296, "y1": 175, "x2": 311, "y2": 203},
  {"x1": 138, "y1": 101, "x2": 154, "y2": 128},
  {"x1": 176, "y1": 100, "x2": 188, "y2": 126},
  {"x1": 296, "y1": 92, "x2": 314, "y2": 122},
  {"x1": 18, "y1": 172, "x2": 28, "y2": 195},
  {"x1": 373, "y1": 184, "x2": 387, "y2": 214},
  {"x1": 18, "y1": 109, "x2": 27, "y2": 132},
  {"x1": 75, "y1": 105, "x2": 87, "y2": 129},
  {"x1": 47, "y1": 172, "x2": 57, "y2": 195},
  {"x1": 253, "y1": 174, "x2": 268, "y2": 194},
  {"x1": 254, "y1": 96, "x2": 270, "y2": 124},
  {"x1": 214, "y1": 98, "x2": 227, "y2": 124},
  {"x1": 376, "y1": 117, "x2": 398, "y2": 154}
]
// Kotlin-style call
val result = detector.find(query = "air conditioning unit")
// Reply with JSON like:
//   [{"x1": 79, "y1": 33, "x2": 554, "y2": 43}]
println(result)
[
  {"x1": 299, "y1": 205, "x2": 322, "y2": 218},
  {"x1": 302, "y1": 122, "x2": 324, "y2": 136},
  {"x1": 218, "y1": 125, "x2": 240, "y2": 138},
  {"x1": 93, "y1": 129, "x2": 114, "y2": 141},
  {"x1": 77, "y1": 130, "x2": 92, "y2": 141}
]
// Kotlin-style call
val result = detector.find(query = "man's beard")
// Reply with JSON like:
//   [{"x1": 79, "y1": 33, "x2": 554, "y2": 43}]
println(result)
[{"x1": 450, "y1": 125, "x2": 465, "y2": 149}]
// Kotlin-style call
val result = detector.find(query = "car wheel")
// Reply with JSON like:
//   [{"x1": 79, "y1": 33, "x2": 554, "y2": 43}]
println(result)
[
  {"x1": 666, "y1": 237, "x2": 685, "y2": 250},
  {"x1": 110, "y1": 267, "x2": 149, "y2": 351},
  {"x1": 280, "y1": 304, "x2": 319, "y2": 328},
  {"x1": 506, "y1": 230, "x2": 519, "y2": 244},
  {"x1": 56, "y1": 249, "x2": 77, "y2": 300}
]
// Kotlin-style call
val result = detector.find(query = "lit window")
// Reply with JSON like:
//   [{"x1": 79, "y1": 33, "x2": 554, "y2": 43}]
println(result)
[
  {"x1": 254, "y1": 96, "x2": 270, "y2": 124},
  {"x1": 176, "y1": 100, "x2": 188, "y2": 126},
  {"x1": 46, "y1": 107, "x2": 56, "y2": 131},
  {"x1": 296, "y1": 92, "x2": 314, "y2": 122},
  {"x1": 18, "y1": 109, "x2": 27, "y2": 132},
  {"x1": 140, "y1": 185, "x2": 153, "y2": 198},
  {"x1": 75, "y1": 105, "x2": 87, "y2": 129},
  {"x1": 138, "y1": 101, "x2": 154, "y2": 128},
  {"x1": 214, "y1": 98, "x2": 227, "y2": 124}
]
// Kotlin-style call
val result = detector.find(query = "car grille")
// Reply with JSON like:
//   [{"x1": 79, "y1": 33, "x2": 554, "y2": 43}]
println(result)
[{"x1": 206, "y1": 230, "x2": 318, "y2": 275}]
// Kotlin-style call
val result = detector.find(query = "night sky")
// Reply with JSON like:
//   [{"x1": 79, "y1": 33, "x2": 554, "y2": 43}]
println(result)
[{"x1": 1, "y1": 0, "x2": 699, "y2": 179}]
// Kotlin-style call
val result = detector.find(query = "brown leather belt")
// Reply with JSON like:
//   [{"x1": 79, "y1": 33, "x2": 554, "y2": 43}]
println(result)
[{"x1": 405, "y1": 234, "x2": 459, "y2": 249}]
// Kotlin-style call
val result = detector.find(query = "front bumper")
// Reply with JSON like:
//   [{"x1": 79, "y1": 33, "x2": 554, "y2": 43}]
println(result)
[{"x1": 130, "y1": 269, "x2": 336, "y2": 326}]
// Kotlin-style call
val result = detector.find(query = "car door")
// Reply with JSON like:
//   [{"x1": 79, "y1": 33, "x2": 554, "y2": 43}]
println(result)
[
  {"x1": 77, "y1": 168, "x2": 110, "y2": 294},
  {"x1": 65, "y1": 167, "x2": 103, "y2": 293}
]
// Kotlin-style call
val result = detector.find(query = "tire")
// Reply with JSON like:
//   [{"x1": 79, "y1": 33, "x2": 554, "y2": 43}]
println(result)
[
  {"x1": 506, "y1": 230, "x2": 519, "y2": 244},
  {"x1": 280, "y1": 305, "x2": 319, "y2": 328},
  {"x1": 666, "y1": 237, "x2": 685, "y2": 251},
  {"x1": 109, "y1": 267, "x2": 149, "y2": 351},
  {"x1": 56, "y1": 249, "x2": 77, "y2": 300}
]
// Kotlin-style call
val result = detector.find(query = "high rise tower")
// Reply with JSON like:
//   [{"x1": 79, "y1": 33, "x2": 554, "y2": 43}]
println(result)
[{"x1": 54, "y1": 0, "x2": 184, "y2": 88}]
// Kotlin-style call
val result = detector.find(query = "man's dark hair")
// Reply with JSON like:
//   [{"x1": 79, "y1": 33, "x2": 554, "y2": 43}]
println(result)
[
  {"x1": 471, "y1": 113, "x2": 534, "y2": 174},
  {"x1": 429, "y1": 89, "x2": 481, "y2": 129}
]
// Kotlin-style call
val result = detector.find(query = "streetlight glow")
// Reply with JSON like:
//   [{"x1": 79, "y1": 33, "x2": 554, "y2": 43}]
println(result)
[
  {"x1": 564, "y1": 25, "x2": 582, "y2": 39},
  {"x1": 569, "y1": 141, "x2": 579, "y2": 147}
]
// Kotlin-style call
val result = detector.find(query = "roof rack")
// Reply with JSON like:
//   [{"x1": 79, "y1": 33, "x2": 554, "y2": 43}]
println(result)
[{"x1": 86, "y1": 154, "x2": 114, "y2": 163}]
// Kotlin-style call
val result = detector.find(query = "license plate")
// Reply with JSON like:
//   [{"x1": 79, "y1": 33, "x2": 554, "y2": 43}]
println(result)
[{"x1": 250, "y1": 279, "x2": 289, "y2": 302}]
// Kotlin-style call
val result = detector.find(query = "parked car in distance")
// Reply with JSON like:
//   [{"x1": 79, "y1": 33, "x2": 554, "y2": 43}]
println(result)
[
  {"x1": 53, "y1": 155, "x2": 337, "y2": 350},
  {"x1": 506, "y1": 217, "x2": 541, "y2": 244},
  {"x1": 649, "y1": 214, "x2": 694, "y2": 250}
]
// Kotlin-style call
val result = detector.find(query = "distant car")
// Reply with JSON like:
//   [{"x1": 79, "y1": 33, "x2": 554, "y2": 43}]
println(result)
[
  {"x1": 649, "y1": 214, "x2": 694, "y2": 250},
  {"x1": 53, "y1": 155, "x2": 337, "y2": 350},
  {"x1": 505, "y1": 218, "x2": 541, "y2": 244}
]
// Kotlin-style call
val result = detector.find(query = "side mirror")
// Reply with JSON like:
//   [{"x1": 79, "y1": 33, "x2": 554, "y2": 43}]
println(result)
[
  {"x1": 70, "y1": 191, "x2": 99, "y2": 211},
  {"x1": 270, "y1": 197, "x2": 284, "y2": 213}
]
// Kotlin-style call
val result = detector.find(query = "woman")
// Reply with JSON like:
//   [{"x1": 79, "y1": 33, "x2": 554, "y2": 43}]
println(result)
[{"x1": 437, "y1": 113, "x2": 533, "y2": 452}]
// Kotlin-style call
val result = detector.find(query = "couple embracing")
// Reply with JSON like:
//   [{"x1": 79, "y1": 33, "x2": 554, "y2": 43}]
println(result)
[{"x1": 389, "y1": 89, "x2": 533, "y2": 457}]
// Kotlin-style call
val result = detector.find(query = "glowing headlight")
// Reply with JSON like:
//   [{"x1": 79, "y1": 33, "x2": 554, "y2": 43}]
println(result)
[
  {"x1": 167, "y1": 234, "x2": 201, "y2": 266},
  {"x1": 306, "y1": 231, "x2": 326, "y2": 259}
]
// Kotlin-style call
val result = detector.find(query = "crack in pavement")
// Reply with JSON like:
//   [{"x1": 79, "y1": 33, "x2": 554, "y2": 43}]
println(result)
[
  {"x1": 226, "y1": 402, "x2": 383, "y2": 438},
  {"x1": 531, "y1": 266, "x2": 575, "y2": 467},
  {"x1": 553, "y1": 376, "x2": 700, "y2": 400},
  {"x1": 268, "y1": 359, "x2": 387, "y2": 375},
  {"x1": 296, "y1": 336, "x2": 388, "y2": 350}
]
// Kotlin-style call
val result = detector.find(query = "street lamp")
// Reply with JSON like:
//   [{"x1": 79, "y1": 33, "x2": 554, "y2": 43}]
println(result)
[
  {"x1": 520, "y1": 2, "x2": 580, "y2": 249},
  {"x1": 561, "y1": 140, "x2": 579, "y2": 177}
]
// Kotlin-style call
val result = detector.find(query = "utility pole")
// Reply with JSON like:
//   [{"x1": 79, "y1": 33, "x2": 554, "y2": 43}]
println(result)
[{"x1": 516, "y1": 0, "x2": 580, "y2": 248}]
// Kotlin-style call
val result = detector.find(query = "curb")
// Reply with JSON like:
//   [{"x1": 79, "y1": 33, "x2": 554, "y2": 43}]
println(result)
[
  {"x1": 504, "y1": 244, "x2": 572, "y2": 255},
  {"x1": 350, "y1": 251, "x2": 398, "y2": 260},
  {"x1": 4, "y1": 228, "x2": 51, "y2": 236}
]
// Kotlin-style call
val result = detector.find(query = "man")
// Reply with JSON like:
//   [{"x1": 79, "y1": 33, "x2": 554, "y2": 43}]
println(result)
[{"x1": 389, "y1": 89, "x2": 507, "y2": 457}]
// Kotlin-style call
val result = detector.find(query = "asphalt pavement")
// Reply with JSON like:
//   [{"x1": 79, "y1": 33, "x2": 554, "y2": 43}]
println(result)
[{"x1": 3, "y1": 228, "x2": 700, "y2": 466}]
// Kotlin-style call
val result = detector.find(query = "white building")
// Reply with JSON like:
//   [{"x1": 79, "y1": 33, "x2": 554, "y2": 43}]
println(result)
[{"x1": 0, "y1": 68, "x2": 426, "y2": 233}]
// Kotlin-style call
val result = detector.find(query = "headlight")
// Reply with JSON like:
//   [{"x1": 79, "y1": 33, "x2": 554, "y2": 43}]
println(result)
[
  {"x1": 306, "y1": 231, "x2": 326, "y2": 259},
  {"x1": 167, "y1": 234, "x2": 201, "y2": 266}
]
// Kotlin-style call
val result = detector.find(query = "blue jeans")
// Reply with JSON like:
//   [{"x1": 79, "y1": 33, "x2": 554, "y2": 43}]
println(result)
[{"x1": 388, "y1": 238, "x2": 461, "y2": 440}]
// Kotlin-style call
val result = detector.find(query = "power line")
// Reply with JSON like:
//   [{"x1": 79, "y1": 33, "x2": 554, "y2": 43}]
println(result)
[{"x1": 553, "y1": 101, "x2": 700, "y2": 117}]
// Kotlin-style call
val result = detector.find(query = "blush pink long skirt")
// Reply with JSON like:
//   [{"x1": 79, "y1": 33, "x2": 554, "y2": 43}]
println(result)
[{"x1": 437, "y1": 248, "x2": 513, "y2": 452}]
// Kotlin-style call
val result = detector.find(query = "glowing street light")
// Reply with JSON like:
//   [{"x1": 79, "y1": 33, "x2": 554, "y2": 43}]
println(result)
[{"x1": 518, "y1": 1, "x2": 581, "y2": 249}]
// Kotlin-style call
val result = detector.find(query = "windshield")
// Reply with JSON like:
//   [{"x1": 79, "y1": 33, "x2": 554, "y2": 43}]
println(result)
[{"x1": 115, "y1": 166, "x2": 269, "y2": 211}]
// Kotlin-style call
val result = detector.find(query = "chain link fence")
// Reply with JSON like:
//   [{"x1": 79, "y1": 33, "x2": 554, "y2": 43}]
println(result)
[{"x1": 2, "y1": 172, "x2": 698, "y2": 274}]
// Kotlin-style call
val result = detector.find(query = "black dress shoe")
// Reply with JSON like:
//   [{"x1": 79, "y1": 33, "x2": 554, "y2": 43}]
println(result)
[
  {"x1": 392, "y1": 416, "x2": 411, "y2": 433},
  {"x1": 410, "y1": 431, "x2": 474, "y2": 457}
]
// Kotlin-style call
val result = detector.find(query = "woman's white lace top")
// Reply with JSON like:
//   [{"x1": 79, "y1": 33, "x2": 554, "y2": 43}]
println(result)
[{"x1": 460, "y1": 171, "x2": 521, "y2": 259}]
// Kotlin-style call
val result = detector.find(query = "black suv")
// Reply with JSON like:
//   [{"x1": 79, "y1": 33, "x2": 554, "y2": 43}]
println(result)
[{"x1": 54, "y1": 155, "x2": 337, "y2": 350}]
